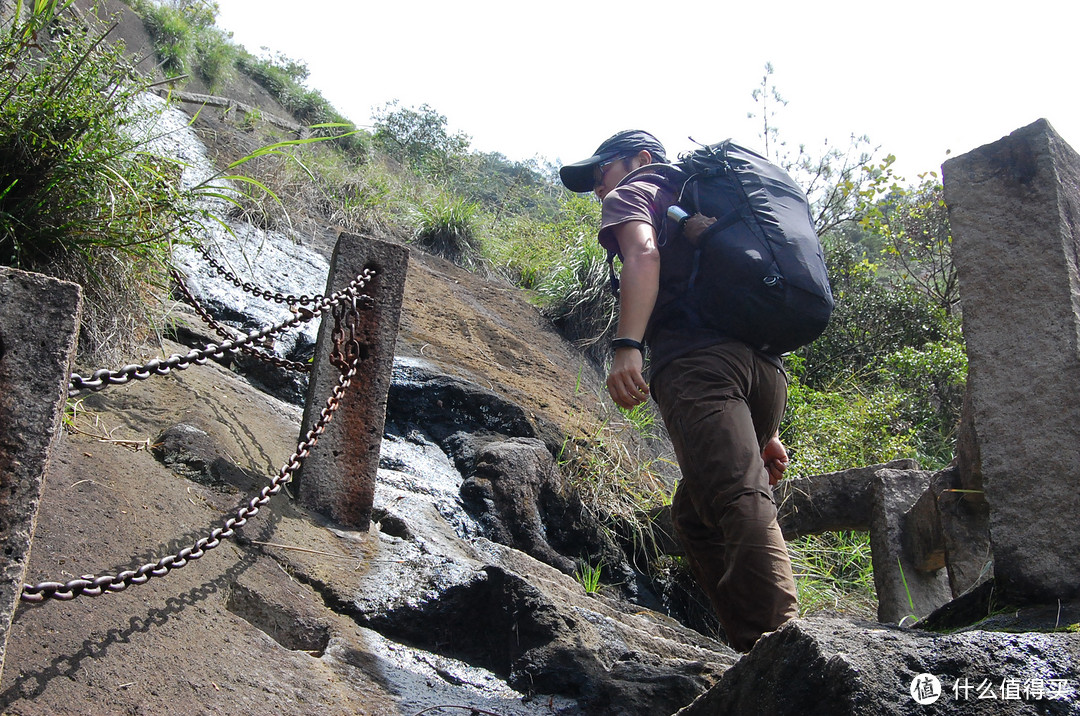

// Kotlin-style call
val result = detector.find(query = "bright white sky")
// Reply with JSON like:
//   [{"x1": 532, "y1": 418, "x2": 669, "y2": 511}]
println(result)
[{"x1": 213, "y1": 0, "x2": 1080, "y2": 185}]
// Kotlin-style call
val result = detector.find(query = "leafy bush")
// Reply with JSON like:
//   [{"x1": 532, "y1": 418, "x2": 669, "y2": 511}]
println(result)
[
  {"x1": 799, "y1": 236, "x2": 952, "y2": 389},
  {"x1": 451, "y1": 150, "x2": 564, "y2": 222},
  {"x1": 780, "y1": 368, "x2": 920, "y2": 478},
  {"x1": 878, "y1": 337, "x2": 967, "y2": 466}
]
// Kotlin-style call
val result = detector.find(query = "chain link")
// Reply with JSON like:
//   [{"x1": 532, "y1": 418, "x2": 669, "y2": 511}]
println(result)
[
  {"x1": 170, "y1": 269, "x2": 313, "y2": 374},
  {"x1": 69, "y1": 269, "x2": 375, "y2": 396},
  {"x1": 22, "y1": 256, "x2": 381, "y2": 602},
  {"x1": 21, "y1": 357, "x2": 359, "y2": 603},
  {"x1": 193, "y1": 243, "x2": 324, "y2": 307}
]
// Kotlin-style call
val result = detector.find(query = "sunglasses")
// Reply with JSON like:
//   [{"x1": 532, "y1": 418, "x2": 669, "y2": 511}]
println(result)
[{"x1": 593, "y1": 156, "x2": 627, "y2": 188}]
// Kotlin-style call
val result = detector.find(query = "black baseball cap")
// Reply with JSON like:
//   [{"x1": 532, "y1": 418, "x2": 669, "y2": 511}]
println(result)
[{"x1": 559, "y1": 130, "x2": 668, "y2": 193}]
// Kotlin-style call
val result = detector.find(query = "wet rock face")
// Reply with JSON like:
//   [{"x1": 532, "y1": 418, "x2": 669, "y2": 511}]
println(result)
[
  {"x1": 385, "y1": 358, "x2": 538, "y2": 447},
  {"x1": 385, "y1": 360, "x2": 638, "y2": 599},
  {"x1": 339, "y1": 522, "x2": 737, "y2": 716}
]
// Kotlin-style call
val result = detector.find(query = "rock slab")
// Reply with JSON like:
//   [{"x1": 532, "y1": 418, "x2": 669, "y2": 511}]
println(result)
[
  {"x1": 943, "y1": 118, "x2": 1080, "y2": 602},
  {"x1": 0, "y1": 267, "x2": 81, "y2": 683},
  {"x1": 677, "y1": 616, "x2": 1079, "y2": 715}
]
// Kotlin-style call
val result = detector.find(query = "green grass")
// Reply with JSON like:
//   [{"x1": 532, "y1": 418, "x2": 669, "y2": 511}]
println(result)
[
  {"x1": 575, "y1": 560, "x2": 604, "y2": 594},
  {"x1": 412, "y1": 193, "x2": 482, "y2": 267},
  {"x1": 788, "y1": 531, "x2": 877, "y2": 618}
]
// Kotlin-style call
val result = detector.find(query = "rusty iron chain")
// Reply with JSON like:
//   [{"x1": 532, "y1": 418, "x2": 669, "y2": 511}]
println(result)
[
  {"x1": 328, "y1": 292, "x2": 373, "y2": 372},
  {"x1": 170, "y1": 268, "x2": 312, "y2": 374},
  {"x1": 21, "y1": 357, "x2": 359, "y2": 604},
  {"x1": 193, "y1": 243, "x2": 324, "y2": 307},
  {"x1": 68, "y1": 269, "x2": 376, "y2": 396}
]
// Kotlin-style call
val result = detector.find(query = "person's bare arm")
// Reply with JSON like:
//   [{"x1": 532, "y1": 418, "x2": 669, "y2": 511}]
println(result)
[{"x1": 606, "y1": 220, "x2": 660, "y2": 409}]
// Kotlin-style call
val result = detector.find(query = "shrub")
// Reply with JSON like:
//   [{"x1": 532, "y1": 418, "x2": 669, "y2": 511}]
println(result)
[
  {"x1": 373, "y1": 100, "x2": 470, "y2": 179},
  {"x1": 878, "y1": 337, "x2": 967, "y2": 467},
  {"x1": 780, "y1": 366, "x2": 919, "y2": 478}
]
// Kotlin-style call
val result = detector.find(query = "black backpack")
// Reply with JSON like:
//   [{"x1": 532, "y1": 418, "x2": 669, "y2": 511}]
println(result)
[{"x1": 613, "y1": 140, "x2": 834, "y2": 355}]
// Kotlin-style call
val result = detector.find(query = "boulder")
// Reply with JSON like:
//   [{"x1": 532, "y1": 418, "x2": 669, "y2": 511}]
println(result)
[
  {"x1": 677, "y1": 616, "x2": 1080, "y2": 715},
  {"x1": 774, "y1": 459, "x2": 920, "y2": 539}
]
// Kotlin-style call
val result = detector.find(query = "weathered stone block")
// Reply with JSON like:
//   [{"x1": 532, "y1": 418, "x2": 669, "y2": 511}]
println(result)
[
  {"x1": 943, "y1": 118, "x2": 1080, "y2": 602},
  {"x1": 774, "y1": 459, "x2": 919, "y2": 539},
  {"x1": 0, "y1": 267, "x2": 81, "y2": 683},
  {"x1": 870, "y1": 469, "x2": 952, "y2": 623},
  {"x1": 901, "y1": 466, "x2": 992, "y2": 598},
  {"x1": 933, "y1": 466, "x2": 992, "y2": 597},
  {"x1": 295, "y1": 233, "x2": 408, "y2": 530},
  {"x1": 902, "y1": 484, "x2": 945, "y2": 572}
]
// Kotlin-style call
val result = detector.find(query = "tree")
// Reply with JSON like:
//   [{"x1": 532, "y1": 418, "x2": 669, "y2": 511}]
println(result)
[
  {"x1": 872, "y1": 177, "x2": 959, "y2": 317},
  {"x1": 797, "y1": 238, "x2": 951, "y2": 389},
  {"x1": 371, "y1": 100, "x2": 470, "y2": 179},
  {"x1": 748, "y1": 62, "x2": 787, "y2": 161},
  {"x1": 748, "y1": 63, "x2": 889, "y2": 237}
]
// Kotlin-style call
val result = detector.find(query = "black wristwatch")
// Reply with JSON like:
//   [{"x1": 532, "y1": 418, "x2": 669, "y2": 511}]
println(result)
[{"x1": 611, "y1": 337, "x2": 645, "y2": 352}]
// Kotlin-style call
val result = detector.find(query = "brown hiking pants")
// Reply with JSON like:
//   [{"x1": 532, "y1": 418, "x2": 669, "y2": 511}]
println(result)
[{"x1": 652, "y1": 340, "x2": 798, "y2": 652}]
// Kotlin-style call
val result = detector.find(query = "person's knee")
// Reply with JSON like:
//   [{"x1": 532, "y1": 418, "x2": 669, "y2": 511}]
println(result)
[{"x1": 721, "y1": 490, "x2": 778, "y2": 526}]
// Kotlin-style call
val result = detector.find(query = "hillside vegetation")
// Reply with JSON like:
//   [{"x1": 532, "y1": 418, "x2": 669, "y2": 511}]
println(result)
[{"x1": 0, "y1": 0, "x2": 965, "y2": 617}]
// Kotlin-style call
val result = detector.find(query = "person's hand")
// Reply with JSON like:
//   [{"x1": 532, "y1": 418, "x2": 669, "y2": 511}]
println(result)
[
  {"x1": 683, "y1": 214, "x2": 717, "y2": 246},
  {"x1": 607, "y1": 347, "x2": 649, "y2": 409},
  {"x1": 762, "y1": 435, "x2": 789, "y2": 486}
]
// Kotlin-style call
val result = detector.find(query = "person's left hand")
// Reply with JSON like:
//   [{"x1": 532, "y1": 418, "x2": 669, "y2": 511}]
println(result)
[
  {"x1": 683, "y1": 214, "x2": 717, "y2": 246},
  {"x1": 762, "y1": 435, "x2": 789, "y2": 486}
]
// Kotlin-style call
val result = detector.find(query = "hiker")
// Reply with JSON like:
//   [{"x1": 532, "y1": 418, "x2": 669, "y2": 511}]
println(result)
[{"x1": 559, "y1": 130, "x2": 799, "y2": 652}]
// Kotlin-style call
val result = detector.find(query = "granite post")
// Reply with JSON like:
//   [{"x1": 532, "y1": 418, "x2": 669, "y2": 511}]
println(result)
[
  {"x1": 0, "y1": 267, "x2": 82, "y2": 683},
  {"x1": 294, "y1": 233, "x2": 408, "y2": 530},
  {"x1": 943, "y1": 118, "x2": 1080, "y2": 602}
]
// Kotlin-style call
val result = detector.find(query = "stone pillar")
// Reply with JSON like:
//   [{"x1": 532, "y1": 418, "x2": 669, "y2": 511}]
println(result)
[
  {"x1": 943, "y1": 118, "x2": 1080, "y2": 602},
  {"x1": 0, "y1": 267, "x2": 82, "y2": 683},
  {"x1": 294, "y1": 233, "x2": 408, "y2": 530}
]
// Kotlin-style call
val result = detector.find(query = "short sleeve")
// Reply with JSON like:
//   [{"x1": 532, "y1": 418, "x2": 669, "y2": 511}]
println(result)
[{"x1": 598, "y1": 182, "x2": 664, "y2": 256}]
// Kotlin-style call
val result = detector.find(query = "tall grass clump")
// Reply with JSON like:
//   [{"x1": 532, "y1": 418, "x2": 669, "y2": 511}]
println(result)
[
  {"x1": 135, "y1": 0, "x2": 190, "y2": 76},
  {"x1": 124, "y1": 0, "x2": 235, "y2": 89},
  {"x1": 411, "y1": 193, "x2": 482, "y2": 268},
  {"x1": 788, "y1": 531, "x2": 877, "y2": 618},
  {"x1": 537, "y1": 230, "x2": 616, "y2": 363},
  {"x1": 0, "y1": 2, "x2": 192, "y2": 358},
  {"x1": 223, "y1": 139, "x2": 406, "y2": 238}
]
